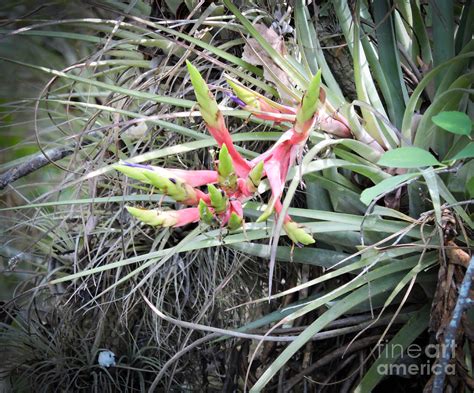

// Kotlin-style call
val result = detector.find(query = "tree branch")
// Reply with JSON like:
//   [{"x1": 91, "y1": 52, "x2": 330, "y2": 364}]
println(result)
[
  {"x1": 432, "y1": 255, "x2": 474, "y2": 393},
  {"x1": 0, "y1": 145, "x2": 74, "y2": 190}
]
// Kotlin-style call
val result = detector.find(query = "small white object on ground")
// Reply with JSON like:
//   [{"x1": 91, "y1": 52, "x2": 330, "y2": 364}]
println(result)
[{"x1": 98, "y1": 350, "x2": 116, "y2": 367}]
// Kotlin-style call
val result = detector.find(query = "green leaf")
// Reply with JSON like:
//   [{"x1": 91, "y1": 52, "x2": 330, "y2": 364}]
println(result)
[
  {"x1": 378, "y1": 147, "x2": 441, "y2": 168},
  {"x1": 431, "y1": 0, "x2": 454, "y2": 89},
  {"x1": 0, "y1": 56, "x2": 194, "y2": 109},
  {"x1": 467, "y1": 176, "x2": 474, "y2": 198},
  {"x1": 372, "y1": 0, "x2": 407, "y2": 129},
  {"x1": 303, "y1": 158, "x2": 389, "y2": 183},
  {"x1": 435, "y1": 172, "x2": 473, "y2": 228},
  {"x1": 422, "y1": 169, "x2": 442, "y2": 225},
  {"x1": 229, "y1": 242, "x2": 351, "y2": 268},
  {"x1": 432, "y1": 111, "x2": 472, "y2": 135},
  {"x1": 452, "y1": 142, "x2": 474, "y2": 160},
  {"x1": 294, "y1": 0, "x2": 344, "y2": 101},
  {"x1": 360, "y1": 173, "x2": 420, "y2": 206},
  {"x1": 164, "y1": 0, "x2": 183, "y2": 16},
  {"x1": 401, "y1": 50, "x2": 474, "y2": 143}
]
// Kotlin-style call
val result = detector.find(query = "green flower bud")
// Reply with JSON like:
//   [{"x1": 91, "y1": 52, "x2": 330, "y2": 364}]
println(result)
[
  {"x1": 246, "y1": 161, "x2": 264, "y2": 193},
  {"x1": 126, "y1": 206, "x2": 177, "y2": 227},
  {"x1": 207, "y1": 184, "x2": 227, "y2": 214},
  {"x1": 283, "y1": 221, "x2": 315, "y2": 245},
  {"x1": 227, "y1": 79, "x2": 259, "y2": 109},
  {"x1": 186, "y1": 60, "x2": 220, "y2": 128},
  {"x1": 295, "y1": 70, "x2": 322, "y2": 133},
  {"x1": 227, "y1": 212, "x2": 243, "y2": 230},
  {"x1": 198, "y1": 199, "x2": 214, "y2": 225},
  {"x1": 218, "y1": 144, "x2": 237, "y2": 192},
  {"x1": 256, "y1": 200, "x2": 274, "y2": 223},
  {"x1": 113, "y1": 164, "x2": 151, "y2": 184},
  {"x1": 142, "y1": 171, "x2": 188, "y2": 201}
]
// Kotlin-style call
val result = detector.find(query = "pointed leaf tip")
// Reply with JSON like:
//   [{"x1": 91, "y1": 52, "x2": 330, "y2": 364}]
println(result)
[
  {"x1": 378, "y1": 147, "x2": 441, "y2": 168},
  {"x1": 432, "y1": 111, "x2": 472, "y2": 136},
  {"x1": 256, "y1": 201, "x2": 274, "y2": 223},
  {"x1": 218, "y1": 144, "x2": 233, "y2": 177}
]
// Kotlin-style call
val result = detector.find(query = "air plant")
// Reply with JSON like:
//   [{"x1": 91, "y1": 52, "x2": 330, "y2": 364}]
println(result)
[{"x1": 114, "y1": 61, "x2": 335, "y2": 246}]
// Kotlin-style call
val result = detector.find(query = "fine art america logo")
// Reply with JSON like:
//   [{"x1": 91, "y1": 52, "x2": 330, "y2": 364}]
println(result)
[{"x1": 376, "y1": 342, "x2": 456, "y2": 377}]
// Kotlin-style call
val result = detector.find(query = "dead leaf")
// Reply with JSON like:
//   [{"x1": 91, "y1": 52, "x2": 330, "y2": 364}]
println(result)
[{"x1": 242, "y1": 23, "x2": 294, "y2": 104}]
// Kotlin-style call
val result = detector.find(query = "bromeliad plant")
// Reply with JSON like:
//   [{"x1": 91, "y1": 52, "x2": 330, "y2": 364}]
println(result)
[
  {"x1": 2, "y1": 0, "x2": 472, "y2": 391},
  {"x1": 114, "y1": 61, "x2": 330, "y2": 245}
]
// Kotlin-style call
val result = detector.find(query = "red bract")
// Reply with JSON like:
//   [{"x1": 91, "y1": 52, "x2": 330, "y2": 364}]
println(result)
[{"x1": 206, "y1": 114, "x2": 251, "y2": 178}]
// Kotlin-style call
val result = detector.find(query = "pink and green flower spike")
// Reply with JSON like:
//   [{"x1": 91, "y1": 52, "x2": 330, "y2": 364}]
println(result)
[
  {"x1": 114, "y1": 63, "x2": 334, "y2": 249},
  {"x1": 125, "y1": 206, "x2": 200, "y2": 228},
  {"x1": 186, "y1": 60, "x2": 250, "y2": 178},
  {"x1": 113, "y1": 163, "x2": 218, "y2": 188},
  {"x1": 228, "y1": 75, "x2": 350, "y2": 137},
  {"x1": 295, "y1": 70, "x2": 322, "y2": 135},
  {"x1": 114, "y1": 163, "x2": 210, "y2": 205}
]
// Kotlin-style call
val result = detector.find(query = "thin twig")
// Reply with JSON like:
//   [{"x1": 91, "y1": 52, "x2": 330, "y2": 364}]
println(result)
[
  {"x1": 142, "y1": 294, "x2": 299, "y2": 342},
  {"x1": 283, "y1": 336, "x2": 382, "y2": 391},
  {"x1": 0, "y1": 129, "x2": 105, "y2": 190},
  {"x1": 0, "y1": 145, "x2": 73, "y2": 190}
]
